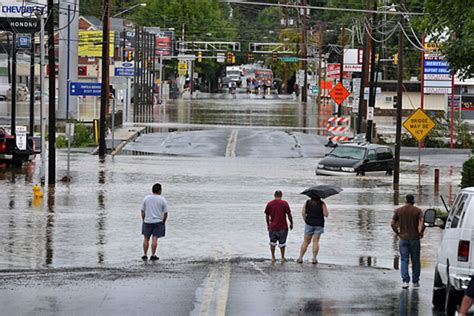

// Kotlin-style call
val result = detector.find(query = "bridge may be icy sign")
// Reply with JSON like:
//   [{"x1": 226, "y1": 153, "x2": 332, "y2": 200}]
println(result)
[{"x1": 402, "y1": 108, "x2": 436, "y2": 142}]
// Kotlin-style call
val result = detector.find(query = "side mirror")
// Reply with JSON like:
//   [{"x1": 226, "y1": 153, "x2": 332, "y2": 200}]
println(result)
[{"x1": 424, "y1": 208, "x2": 437, "y2": 227}]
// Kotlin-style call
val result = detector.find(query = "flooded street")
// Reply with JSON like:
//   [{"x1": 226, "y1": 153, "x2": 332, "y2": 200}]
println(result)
[{"x1": 0, "y1": 98, "x2": 469, "y2": 314}]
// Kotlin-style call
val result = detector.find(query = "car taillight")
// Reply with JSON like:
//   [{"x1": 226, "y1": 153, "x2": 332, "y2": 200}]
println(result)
[
  {"x1": 458, "y1": 240, "x2": 470, "y2": 262},
  {"x1": 0, "y1": 141, "x2": 5, "y2": 152}
]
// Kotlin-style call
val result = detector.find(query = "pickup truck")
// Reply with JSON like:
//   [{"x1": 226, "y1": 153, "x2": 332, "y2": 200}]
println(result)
[{"x1": 0, "y1": 126, "x2": 37, "y2": 167}]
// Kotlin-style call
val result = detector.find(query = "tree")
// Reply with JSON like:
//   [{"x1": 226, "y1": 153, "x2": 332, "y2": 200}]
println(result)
[
  {"x1": 423, "y1": 0, "x2": 474, "y2": 79},
  {"x1": 461, "y1": 157, "x2": 474, "y2": 188}
]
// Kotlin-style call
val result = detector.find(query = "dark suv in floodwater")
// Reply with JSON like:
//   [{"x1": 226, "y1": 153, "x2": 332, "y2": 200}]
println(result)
[
  {"x1": 316, "y1": 143, "x2": 394, "y2": 176},
  {"x1": 0, "y1": 126, "x2": 36, "y2": 167}
]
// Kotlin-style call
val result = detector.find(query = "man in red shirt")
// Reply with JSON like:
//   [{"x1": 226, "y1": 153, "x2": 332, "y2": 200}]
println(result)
[{"x1": 265, "y1": 190, "x2": 294, "y2": 262}]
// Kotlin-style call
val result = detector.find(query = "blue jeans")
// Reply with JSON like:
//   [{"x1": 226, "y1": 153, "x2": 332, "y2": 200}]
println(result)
[{"x1": 399, "y1": 239, "x2": 421, "y2": 283}]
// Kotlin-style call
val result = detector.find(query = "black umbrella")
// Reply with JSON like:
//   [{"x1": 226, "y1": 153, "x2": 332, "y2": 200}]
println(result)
[{"x1": 301, "y1": 184, "x2": 343, "y2": 199}]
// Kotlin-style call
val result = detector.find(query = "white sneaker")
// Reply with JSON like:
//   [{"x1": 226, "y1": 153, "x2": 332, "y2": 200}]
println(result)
[
  {"x1": 413, "y1": 282, "x2": 420, "y2": 288},
  {"x1": 402, "y1": 282, "x2": 409, "y2": 289}
]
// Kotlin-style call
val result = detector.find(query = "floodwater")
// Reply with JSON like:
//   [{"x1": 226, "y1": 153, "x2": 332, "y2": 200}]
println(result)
[{"x1": 0, "y1": 98, "x2": 468, "y2": 273}]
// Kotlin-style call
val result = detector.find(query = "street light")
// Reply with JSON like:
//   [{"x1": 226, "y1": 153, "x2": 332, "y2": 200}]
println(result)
[{"x1": 112, "y1": 3, "x2": 146, "y2": 18}]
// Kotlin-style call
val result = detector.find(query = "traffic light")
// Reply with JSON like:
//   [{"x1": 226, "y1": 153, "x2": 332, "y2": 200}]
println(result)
[
  {"x1": 272, "y1": 51, "x2": 278, "y2": 63},
  {"x1": 392, "y1": 96, "x2": 398, "y2": 109},
  {"x1": 393, "y1": 53, "x2": 398, "y2": 65},
  {"x1": 138, "y1": 51, "x2": 142, "y2": 61},
  {"x1": 227, "y1": 52, "x2": 233, "y2": 64},
  {"x1": 247, "y1": 51, "x2": 253, "y2": 63},
  {"x1": 197, "y1": 51, "x2": 202, "y2": 63},
  {"x1": 127, "y1": 51, "x2": 133, "y2": 61}
]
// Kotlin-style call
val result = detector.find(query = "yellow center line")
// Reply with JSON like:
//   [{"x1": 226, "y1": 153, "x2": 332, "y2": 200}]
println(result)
[
  {"x1": 216, "y1": 262, "x2": 231, "y2": 316},
  {"x1": 199, "y1": 268, "x2": 218, "y2": 316}
]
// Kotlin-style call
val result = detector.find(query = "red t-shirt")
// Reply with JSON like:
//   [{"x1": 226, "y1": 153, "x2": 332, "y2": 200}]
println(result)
[{"x1": 265, "y1": 199, "x2": 291, "y2": 231}]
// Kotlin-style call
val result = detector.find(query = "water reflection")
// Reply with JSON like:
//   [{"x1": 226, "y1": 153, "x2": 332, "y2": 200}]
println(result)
[
  {"x1": 97, "y1": 168, "x2": 107, "y2": 264},
  {"x1": 46, "y1": 186, "x2": 55, "y2": 265},
  {"x1": 358, "y1": 256, "x2": 377, "y2": 267},
  {"x1": 301, "y1": 299, "x2": 337, "y2": 315},
  {"x1": 399, "y1": 289, "x2": 419, "y2": 316}
]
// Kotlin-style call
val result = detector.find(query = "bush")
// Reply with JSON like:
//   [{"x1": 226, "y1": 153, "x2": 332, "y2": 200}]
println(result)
[
  {"x1": 461, "y1": 157, "x2": 474, "y2": 188},
  {"x1": 56, "y1": 135, "x2": 67, "y2": 148},
  {"x1": 72, "y1": 123, "x2": 95, "y2": 147}
]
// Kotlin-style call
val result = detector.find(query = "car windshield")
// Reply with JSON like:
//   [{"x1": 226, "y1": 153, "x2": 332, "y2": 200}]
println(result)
[{"x1": 329, "y1": 146, "x2": 366, "y2": 160}]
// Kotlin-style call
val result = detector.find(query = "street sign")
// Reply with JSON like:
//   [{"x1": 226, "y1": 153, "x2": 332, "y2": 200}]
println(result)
[
  {"x1": 309, "y1": 85, "x2": 318, "y2": 94},
  {"x1": 69, "y1": 82, "x2": 102, "y2": 96},
  {"x1": 402, "y1": 108, "x2": 436, "y2": 142},
  {"x1": 178, "y1": 61, "x2": 188, "y2": 76},
  {"x1": 216, "y1": 53, "x2": 225, "y2": 63},
  {"x1": 320, "y1": 80, "x2": 333, "y2": 90},
  {"x1": 279, "y1": 56, "x2": 298, "y2": 62},
  {"x1": 15, "y1": 126, "x2": 27, "y2": 150},
  {"x1": 114, "y1": 62, "x2": 141, "y2": 77},
  {"x1": 329, "y1": 82, "x2": 350, "y2": 105},
  {"x1": 17, "y1": 34, "x2": 31, "y2": 49}
]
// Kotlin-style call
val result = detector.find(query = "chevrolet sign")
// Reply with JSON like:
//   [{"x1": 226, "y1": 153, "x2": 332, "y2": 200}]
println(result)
[{"x1": 0, "y1": 0, "x2": 46, "y2": 18}]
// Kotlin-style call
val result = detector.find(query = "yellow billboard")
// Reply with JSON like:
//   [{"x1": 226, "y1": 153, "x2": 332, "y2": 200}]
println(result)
[{"x1": 78, "y1": 30, "x2": 115, "y2": 57}]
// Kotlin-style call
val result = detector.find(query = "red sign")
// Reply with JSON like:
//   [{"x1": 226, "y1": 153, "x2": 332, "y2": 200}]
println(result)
[
  {"x1": 155, "y1": 31, "x2": 174, "y2": 56},
  {"x1": 320, "y1": 80, "x2": 333, "y2": 90},
  {"x1": 329, "y1": 82, "x2": 350, "y2": 105},
  {"x1": 327, "y1": 63, "x2": 352, "y2": 79}
]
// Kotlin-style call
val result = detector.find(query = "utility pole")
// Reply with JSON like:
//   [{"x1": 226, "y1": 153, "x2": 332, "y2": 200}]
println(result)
[
  {"x1": 366, "y1": 2, "x2": 378, "y2": 142},
  {"x1": 99, "y1": 0, "x2": 110, "y2": 158},
  {"x1": 338, "y1": 24, "x2": 345, "y2": 117},
  {"x1": 393, "y1": 0, "x2": 405, "y2": 190},
  {"x1": 301, "y1": 0, "x2": 308, "y2": 103},
  {"x1": 356, "y1": 0, "x2": 372, "y2": 134},
  {"x1": 47, "y1": 0, "x2": 56, "y2": 185},
  {"x1": 316, "y1": 22, "x2": 323, "y2": 110},
  {"x1": 29, "y1": 35, "x2": 35, "y2": 137},
  {"x1": 39, "y1": 14, "x2": 46, "y2": 184}
]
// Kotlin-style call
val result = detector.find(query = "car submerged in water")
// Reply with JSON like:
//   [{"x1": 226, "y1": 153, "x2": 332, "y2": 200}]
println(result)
[{"x1": 316, "y1": 143, "x2": 394, "y2": 176}]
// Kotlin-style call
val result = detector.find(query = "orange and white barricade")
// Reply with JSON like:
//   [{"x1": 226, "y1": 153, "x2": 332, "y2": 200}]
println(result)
[{"x1": 326, "y1": 116, "x2": 352, "y2": 143}]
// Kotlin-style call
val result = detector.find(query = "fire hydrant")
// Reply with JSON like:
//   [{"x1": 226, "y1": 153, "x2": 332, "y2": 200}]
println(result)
[{"x1": 33, "y1": 184, "x2": 44, "y2": 199}]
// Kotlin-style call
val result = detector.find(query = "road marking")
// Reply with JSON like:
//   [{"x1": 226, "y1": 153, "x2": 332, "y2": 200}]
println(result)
[
  {"x1": 225, "y1": 129, "x2": 239, "y2": 158},
  {"x1": 216, "y1": 262, "x2": 231, "y2": 316},
  {"x1": 199, "y1": 268, "x2": 218, "y2": 316}
]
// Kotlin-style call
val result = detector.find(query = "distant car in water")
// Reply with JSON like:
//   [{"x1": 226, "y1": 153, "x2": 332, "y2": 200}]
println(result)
[
  {"x1": 0, "y1": 126, "x2": 37, "y2": 167},
  {"x1": 316, "y1": 143, "x2": 394, "y2": 176}
]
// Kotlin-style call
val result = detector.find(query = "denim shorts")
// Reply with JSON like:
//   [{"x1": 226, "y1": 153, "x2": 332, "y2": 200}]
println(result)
[{"x1": 304, "y1": 224, "x2": 324, "y2": 236}]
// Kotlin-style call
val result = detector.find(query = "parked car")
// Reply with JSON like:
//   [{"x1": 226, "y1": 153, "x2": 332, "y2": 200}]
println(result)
[
  {"x1": 424, "y1": 187, "x2": 474, "y2": 315},
  {"x1": 315, "y1": 143, "x2": 394, "y2": 176},
  {"x1": 0, "y1": 126, "x2": 37, "y2": 167}
]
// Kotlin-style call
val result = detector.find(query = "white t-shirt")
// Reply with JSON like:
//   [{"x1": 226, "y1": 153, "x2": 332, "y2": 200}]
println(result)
[{"x1": 141, "y1": 194, "x2": 168, "y2": 224}]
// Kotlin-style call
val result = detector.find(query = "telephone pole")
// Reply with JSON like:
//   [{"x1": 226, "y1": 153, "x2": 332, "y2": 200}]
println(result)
[
  {"x1": 301, "y1": 0, "x2": 308, "y2": 103},
  {"x1": 366, "y1": 2, "x2": 378, "y2": 142},
  {"x1": 393, "y1": 0, "x2": 405, "y2": 190},
  {"x1": 47, "y1": 0, "x2": 56, "y2": 184},
  {"x1": 99, "y1": 0, "x2": 110, "y2": 158},
  {"x1": 356, "y1": 0, "x2": 372, "y2": 134},
  {"x1": 337, "y1": 24, "x2": 345, "y2": 117}
]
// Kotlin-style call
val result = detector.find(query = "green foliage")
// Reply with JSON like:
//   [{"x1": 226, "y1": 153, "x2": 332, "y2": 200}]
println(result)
[
  {"x1": 56, "y1": 135, "x2": 67, "y2": 148},
  {"x1": 422, "y1": 0, "x2": 474, "y2": 79},
  {"x1": 461, "y1": 157, "x2": 474, "y2": 188},
  {"x1": 72, "y1": 123, "x2": 95, "y2": 147}
]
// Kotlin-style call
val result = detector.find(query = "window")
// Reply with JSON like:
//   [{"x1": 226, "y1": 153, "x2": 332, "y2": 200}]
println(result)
[
  {"x1": 367, "y1": 150, "x2": 377, "y2": 161},
  {"x1": 375, "y1": 148, "x2": 393, "y2": 160},
  {"x1": 448, "y1": 194, "x2": 469, "y2": 228},
  {"x1": 329, "y1": 146, "x2": 366, "y2": 160}
]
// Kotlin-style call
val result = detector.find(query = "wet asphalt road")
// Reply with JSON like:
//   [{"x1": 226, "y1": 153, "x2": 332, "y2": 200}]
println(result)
[
  {"x1": 0, "y1": 260, "x2": 439, "y2": 315},
  {"x1": 0, "y1": 98, "x2": 470, "y2": 314}
]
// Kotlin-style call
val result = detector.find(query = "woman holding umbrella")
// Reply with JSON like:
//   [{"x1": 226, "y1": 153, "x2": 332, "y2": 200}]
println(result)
[{"x1": 296, "y1": 185, "x2": 342, "y2": 264}]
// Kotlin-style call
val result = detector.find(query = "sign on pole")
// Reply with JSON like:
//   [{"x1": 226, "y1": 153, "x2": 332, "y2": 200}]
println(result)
[
  {"x1": 15, "y1": 126, "x2": 27, "y2": 150},
  {"x1": 178, "y1": 62, "x2": 188, "y2": 76},
  {"x1": 69, "y1": 82, "x2": 102, "y2": 96},
  {"x1": 329, "y1": 82, "x2": 351, "y2": 105},
  {"x1": 402, "y1": 108, "x2": 436, "y2": 142},
  {"x1": 0, "y1": 0, "x2": 46, "y2": 18},
  {"x1": 114, "y1": 62, "x2": 141, "y2": 77}
]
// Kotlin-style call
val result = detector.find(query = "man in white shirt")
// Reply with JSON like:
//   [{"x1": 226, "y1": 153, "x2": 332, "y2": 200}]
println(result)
[{"x1": 141, "y1": 183, "x2": 168, "y2": 261}]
